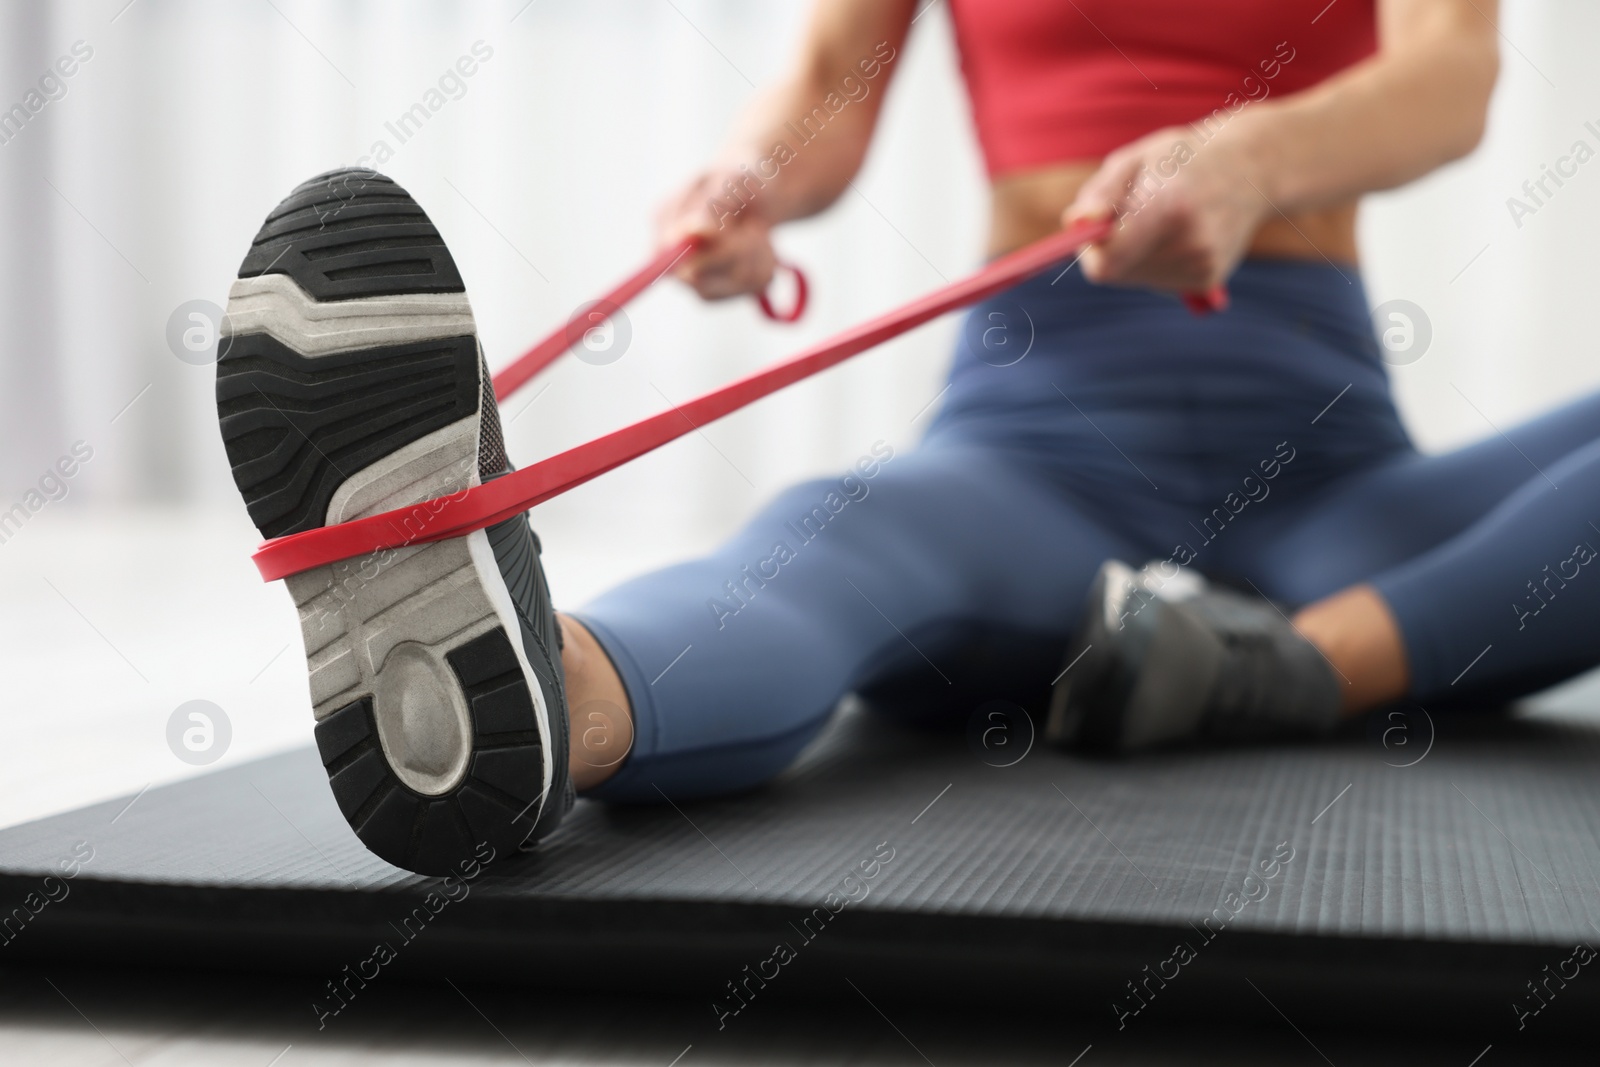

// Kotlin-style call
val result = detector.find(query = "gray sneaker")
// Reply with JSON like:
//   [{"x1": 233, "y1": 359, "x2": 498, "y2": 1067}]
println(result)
[
  {"x1": 216, "y1": 168, "x2": 572, "y2": 874},
  {"x1": 1045, "y1": 560, "x2": 1342, "y2": 752}
]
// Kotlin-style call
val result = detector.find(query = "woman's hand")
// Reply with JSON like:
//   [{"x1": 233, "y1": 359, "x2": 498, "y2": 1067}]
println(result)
[
  {"x1": 656, "y1": 166, "x2": 779, "y2": 301},
  {"x1": 1063, "y1": 124, "x2": 1272, "y2": 293}
]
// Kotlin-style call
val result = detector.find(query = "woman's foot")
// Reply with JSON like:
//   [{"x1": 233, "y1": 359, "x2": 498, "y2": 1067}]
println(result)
[
  {"x1": 216, "y1": 168, "x2": 572, "y2": 875},
  {"x1": 1044, "y1": 560, "x2": 1345, "y2": 752}
]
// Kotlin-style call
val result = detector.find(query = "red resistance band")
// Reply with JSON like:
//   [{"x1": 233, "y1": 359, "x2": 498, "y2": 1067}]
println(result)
[
  {"x1": 489, "y1": 238, "x2": 811, "y2": 403},
  {"x1": 252, "y1": 217, "x2": 1225, "y2": 582}
]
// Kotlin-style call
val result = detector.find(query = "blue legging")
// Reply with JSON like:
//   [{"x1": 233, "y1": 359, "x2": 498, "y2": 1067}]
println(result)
[{"x1": 575, "y1": 260, "x2": 1600, "y2": 802}]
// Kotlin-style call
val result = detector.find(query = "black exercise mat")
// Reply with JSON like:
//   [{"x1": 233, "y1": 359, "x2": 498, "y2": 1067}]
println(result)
[{"x1": 4, "y1": 700, "x2": 1599, "y2": 1044}]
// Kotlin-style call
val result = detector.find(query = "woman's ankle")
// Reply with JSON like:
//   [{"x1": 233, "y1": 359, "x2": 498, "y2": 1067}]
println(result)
[
  {"x1": 557, "y1": 614, "x2": 635, "y2": 792},
  {"x1": 1291, "y1": 584, "x2": 1410, "y2": 716}
]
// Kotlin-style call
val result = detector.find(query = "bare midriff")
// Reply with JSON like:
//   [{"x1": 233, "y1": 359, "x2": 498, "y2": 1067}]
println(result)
[{"x1": 987, "y1": 161, "x2": 1359, "y2": 265}]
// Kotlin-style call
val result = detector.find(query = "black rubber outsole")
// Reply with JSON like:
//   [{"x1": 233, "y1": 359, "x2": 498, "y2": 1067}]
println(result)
[
  {"x1": 314, "y1": 628, "x2": 545, "y2": 875},
  {"x1": 1046, "y1": 565, "x2": 1149, "y2": 753},
  {"x1": 216, "y1": 332, "x2": 481, "y2": 539},
  {"x1": 238, "y1": 169, "x2": 466, "y2": 301}
]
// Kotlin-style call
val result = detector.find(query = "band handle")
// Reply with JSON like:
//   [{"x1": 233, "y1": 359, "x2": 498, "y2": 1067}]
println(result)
[
  {"x1": 1182, "y1": 285, "x2": 1230, "y2": 315},
  {"x1": 757, "y1": 261, "x2": 808, "y2": 323},
  {"x1": 1071, "y1": 210, "x2": 1228, "y2": 316}
]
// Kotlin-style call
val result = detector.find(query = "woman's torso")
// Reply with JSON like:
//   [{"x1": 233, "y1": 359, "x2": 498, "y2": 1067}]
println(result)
[
  {"x1": 945, "y1": 0, "x2": 1378, "y2": 259},
  {"x1": 988, "y1": 163, "x2": 1360, "y2": 263}
]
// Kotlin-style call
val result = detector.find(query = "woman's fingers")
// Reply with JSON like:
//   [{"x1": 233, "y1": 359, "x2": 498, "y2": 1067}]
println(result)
[
  {"x1": 1064, "y1": 148, "x2": 1140, "y2": 228},
  {"x1": 657, "y1": 178, "x2": 721, "y2": 251},
  {"x1": 684, "y1": 234, "x2": 777, "y2": 300},
  {"x1": 1096, "y1": 190, "x2": 1200, "y2": 286},
  {"x1": 670, "y1": 213, "x2": 775, "y2": 299},
  {"x1": 1063, "y1": 128, "x2": 1257, "y2": 292},
  {"x1": 656, "y1": 170, "x2": 777, "y2": 300},
  {"x1": 1064, "y1": 149, "x2": 1149, "y2": 284}
]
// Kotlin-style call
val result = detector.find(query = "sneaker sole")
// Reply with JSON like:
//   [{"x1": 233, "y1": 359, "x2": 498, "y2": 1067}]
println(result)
[
  {"x1": 1047, "y1": 560, "x2": 1218, "y2": 753},
  {"x1": 215, "y1": 168, "x2": 554, "y2": 875},
  {"x1": 1045, "y1": 561, "x2": 1134, "y2": 749}
]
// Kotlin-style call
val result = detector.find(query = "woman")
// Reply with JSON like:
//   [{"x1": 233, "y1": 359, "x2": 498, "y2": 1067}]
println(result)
[
  {"x1": 572, "y1": 0, "x2": 1531, "y2": 787},
  {"x1": 222, "y1": 0, "x2": 1595, "y2": 874}
]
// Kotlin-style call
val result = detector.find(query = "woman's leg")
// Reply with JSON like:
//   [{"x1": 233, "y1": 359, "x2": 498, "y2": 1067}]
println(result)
[
  {"x1": 559, "y1": 613, "x2": 636, "y2": 792},
  {"x1": 564, "y1": 438, "x2": 1143, "y2": 801},
  {"x1": 1227, "y1": 388, "x2": 1600, "y2": 709},
  {"x1": 1290, "y1": 585, "x2": 1409, "y2": 712}
]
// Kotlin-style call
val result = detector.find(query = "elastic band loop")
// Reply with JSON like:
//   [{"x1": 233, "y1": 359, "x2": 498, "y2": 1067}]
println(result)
[
  {"x1": 757, "y1": 262, "x2": 808, "y2": 323},
  {"x1": 1182, "y1": 285, "x2": 1229, "y2": 316}
]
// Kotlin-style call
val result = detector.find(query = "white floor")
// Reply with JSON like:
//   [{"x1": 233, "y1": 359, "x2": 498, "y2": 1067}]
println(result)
[{"x1": 0, "y1": 504, "x2": 710, "y2": 832}]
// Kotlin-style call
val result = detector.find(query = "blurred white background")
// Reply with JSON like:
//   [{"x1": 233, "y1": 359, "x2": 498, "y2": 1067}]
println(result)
[{"x1": 1, "y1": 0, "x2": 1597, "y2": 828}]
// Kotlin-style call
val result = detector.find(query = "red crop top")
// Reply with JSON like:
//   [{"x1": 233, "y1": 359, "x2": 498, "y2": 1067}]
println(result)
[{"x1": 946, "y1": 0, "x2": 1377, "y2": 177}]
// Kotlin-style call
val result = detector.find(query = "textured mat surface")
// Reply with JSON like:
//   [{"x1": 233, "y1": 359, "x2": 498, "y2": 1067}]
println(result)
[{"x1": 4, "y1": 700, "x2": 1600, "y2": 1040}]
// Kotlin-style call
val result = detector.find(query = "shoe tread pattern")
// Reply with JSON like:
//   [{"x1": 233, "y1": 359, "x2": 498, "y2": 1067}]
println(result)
[
  {"x1": 238, "y1": 168, "x2": 464, "y2": 301},
  {"x1": 216, "y1": 333, "x2": 479, "y2": 539},
  {"x1": 313, "y1": 628, "x2": 544, "y2": 874}
]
